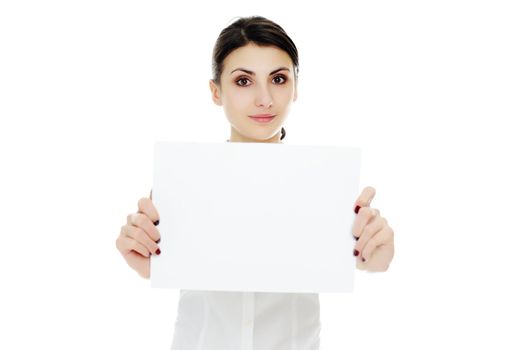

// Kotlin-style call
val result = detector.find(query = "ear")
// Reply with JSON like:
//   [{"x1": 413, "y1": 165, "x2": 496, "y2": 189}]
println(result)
[
  {"x1": 292, "y1": 79, "x2": 298, "y2": 102},
  {"x1": 209, "y1": 79, "x2": 223, "y2": 106},
  {"x1": 293, "y1": 83, "x2": 298, "y2": 102}
]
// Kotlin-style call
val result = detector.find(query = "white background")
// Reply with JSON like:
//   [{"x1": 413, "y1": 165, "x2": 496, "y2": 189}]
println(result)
[{"x1": 1, "y1": 0, "x2": 525, "y2": 349}]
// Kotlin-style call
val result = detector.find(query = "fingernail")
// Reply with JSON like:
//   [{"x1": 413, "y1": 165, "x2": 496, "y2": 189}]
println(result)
[
  {"x1": 154, "y1": 220, "x2": 160, "y2": 226},
  {"x1": 354, "y1": 205, "x2": 361, "y2": 214},
  {"x1": 362, "y1": 257, "x2": 366, "y2": 262},
  {"x1": 353, "y1": 249, "x2": 359, "y2": 257},
  {"x1": 156, "y1": 248, "x2": 161, "y2": 255}
]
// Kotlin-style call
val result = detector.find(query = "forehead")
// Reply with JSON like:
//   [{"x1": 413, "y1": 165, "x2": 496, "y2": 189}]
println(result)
[{"x1": 223, "y1": 43, "x2": 293, "y2": 72}]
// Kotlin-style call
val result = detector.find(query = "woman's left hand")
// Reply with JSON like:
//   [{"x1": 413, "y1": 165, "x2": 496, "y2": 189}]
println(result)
[{"x1": 352, "y1": 186, "x2": 395, "y2": 272}]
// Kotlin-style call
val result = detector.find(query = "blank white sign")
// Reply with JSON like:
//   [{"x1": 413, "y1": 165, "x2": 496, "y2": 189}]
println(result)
[{"x1": 151, "y1": 141, "x2": 361, "y2": 293}]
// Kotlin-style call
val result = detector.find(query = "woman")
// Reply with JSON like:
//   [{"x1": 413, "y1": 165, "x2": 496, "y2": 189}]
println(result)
[{"x1": 116, "y1": 15, "x2": 395, "y2": 349}]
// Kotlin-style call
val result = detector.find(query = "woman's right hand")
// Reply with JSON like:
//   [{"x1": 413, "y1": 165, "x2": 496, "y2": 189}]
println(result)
[{"x1": 115, "y1": 190, "x2": 161, "y2": 279}]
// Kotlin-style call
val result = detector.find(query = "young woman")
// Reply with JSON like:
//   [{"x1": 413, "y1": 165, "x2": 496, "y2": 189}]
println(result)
[{"x1": 116, "y1": 15, "x2": 395, "y2": 350}]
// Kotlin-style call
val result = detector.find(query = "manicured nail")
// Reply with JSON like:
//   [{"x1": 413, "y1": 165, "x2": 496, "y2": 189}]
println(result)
[
  {"x1": 353, "y1": 249, "x2": 359, "y2": 257},
  {"x1": 156, "y1": 248, "x2": 161, "y2": 255},
  {"x1": 354, "y1": 205, "x2": 361, "y2": 214},
  {"x1": 154, "y1": 220, "x2": 160, "y2": 226}
]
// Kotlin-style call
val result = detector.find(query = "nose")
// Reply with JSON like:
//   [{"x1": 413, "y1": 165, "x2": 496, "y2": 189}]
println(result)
[{"x1": 255, "y1": 84, "x2": 273, "y2": 109}]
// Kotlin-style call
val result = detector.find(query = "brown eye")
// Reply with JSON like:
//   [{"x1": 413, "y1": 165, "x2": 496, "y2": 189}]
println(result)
[
  {"x1": 236, "y1": 77, "x2": 251, "y2": 86},
  {"x1": 273, "y1": 75, "x2": 287, "y2": 84}
]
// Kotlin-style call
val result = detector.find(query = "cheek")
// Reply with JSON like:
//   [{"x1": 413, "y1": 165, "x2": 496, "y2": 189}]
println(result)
[
  {"x1": 224, "y1": 89, "x2": 252, "y2": 111},
  {"x1": 273, "y1": 87, "x2": 294, "y2": 105}
]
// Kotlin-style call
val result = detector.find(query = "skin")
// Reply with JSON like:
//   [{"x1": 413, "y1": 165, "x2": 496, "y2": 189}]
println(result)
[
  {"x1": 209, "y1": 42, "x2": 297, "y2": 143},
  {"x1": 115, "y1": 42, "x2": 395, "y2": 278},
  {"x1": 352, "y1": 186, "x2": 395, "y2": 272}
]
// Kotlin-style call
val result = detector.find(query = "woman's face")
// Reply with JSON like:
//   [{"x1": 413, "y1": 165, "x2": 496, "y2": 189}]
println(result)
[{"x1": 209, "y1": 42, "x2": 297, "y2": 143}]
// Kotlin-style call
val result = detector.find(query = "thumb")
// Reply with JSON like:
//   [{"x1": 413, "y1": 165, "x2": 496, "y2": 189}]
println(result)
[{"x1": 354, "y1": 186, "x2": 376, "y2": 214}]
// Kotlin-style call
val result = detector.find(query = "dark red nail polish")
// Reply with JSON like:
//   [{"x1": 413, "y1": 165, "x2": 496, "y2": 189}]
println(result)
[
  {"x1": 156, "y1": 248, "x2": 161, "y2": 255},
  {"x1": 354, "y1": 205, "x2": 361, "y2": 214},
  {"x1": 353, "y1": 249, "x2": 359, "y2": 257}
]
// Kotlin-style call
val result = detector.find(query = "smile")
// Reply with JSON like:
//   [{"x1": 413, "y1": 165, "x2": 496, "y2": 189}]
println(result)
[{"x1": 248, "y1": 114, "x2": 276, "y2": 123}]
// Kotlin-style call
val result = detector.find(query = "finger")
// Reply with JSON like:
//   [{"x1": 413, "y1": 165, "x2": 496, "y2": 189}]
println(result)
[
  {"x1": 147, "y1": 191, "x2": 159, "y2": 227},
  {"x1": 354, "y1": 214, "x2": 385, "y2": 257},
  {"x1": 361, "y1": 226, "x2": 394, "y2": 263},
  {"x1": 116, "y1": 235, "x2": 151, "y2": 258},
  {"x1": 354, "y1": 186, "x2": 376, "y2": 214},
  {"x1": 137, "y1": 197, "x2": 160, "y2": 225},
  {"x1": 127, "y1": 211, "x2": 161, "y2": 244},
  {"x1": 123, "y1": 224, "x2": 161, "y2": 256},
  {"x1": 352, "y1": 207, "x2": 379, "y2": 240}
]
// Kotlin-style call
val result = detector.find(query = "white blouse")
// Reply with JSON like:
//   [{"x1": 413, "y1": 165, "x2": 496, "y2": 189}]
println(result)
[{"x1": 170, "y1": 289, "x2": 321, "y2": 350}]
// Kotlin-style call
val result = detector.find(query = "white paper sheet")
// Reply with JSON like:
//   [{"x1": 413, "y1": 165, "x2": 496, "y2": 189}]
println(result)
[{"x1": 150, "y1": 141, "x2": 361, "y2": 293}]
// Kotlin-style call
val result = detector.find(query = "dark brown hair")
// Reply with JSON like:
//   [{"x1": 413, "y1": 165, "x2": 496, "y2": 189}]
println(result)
[{"x1": 212, "y1": 16, "x2": 299, "y2": 141}]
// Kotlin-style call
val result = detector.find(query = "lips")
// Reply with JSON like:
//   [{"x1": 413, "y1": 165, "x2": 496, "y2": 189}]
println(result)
[
  {"x1": 249, "y1": 114, "x2": 276, "y2": 118},
  {"x1": 248, "y1": 114, "x2": 276, "y2": 123}
]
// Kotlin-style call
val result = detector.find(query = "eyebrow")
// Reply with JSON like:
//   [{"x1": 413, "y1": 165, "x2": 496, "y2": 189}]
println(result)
[{"x1": 230, "y1": 67, "x2": 290, "y2": 76}]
